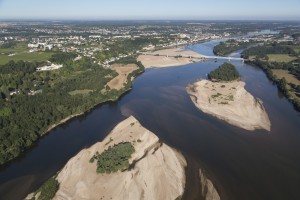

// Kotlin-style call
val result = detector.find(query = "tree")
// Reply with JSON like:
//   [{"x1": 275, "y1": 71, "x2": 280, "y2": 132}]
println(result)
[
  {"x1": 296, "y1": 85, "x2": 300, "y2": 92},
  {"x1": 208, "y1": 62, "x2": 240, "y2": 82},
  {"x1": 90, "y1": 142, "x2": 135, "y2": 174},
  {"x1": 0, "y1": 86, "x2": 10, "y2": 100}
]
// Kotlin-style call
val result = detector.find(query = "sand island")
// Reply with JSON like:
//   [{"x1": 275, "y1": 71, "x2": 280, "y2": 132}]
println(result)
[
  {"x1": 187, "y1": 63, "x2": 271, "y2": 131},
  {"x1": 27, "y1": 116, "x2": 187, "y2": 200},
  {"x1": 26, "y1": 116, "x2": 222, "y2": 200},
  {"x1": 54, "y1": 116, "x2": 187, "y2": 200},
  {"x1": 138, "y1": 48, "x2": 203, "y2": 68}
]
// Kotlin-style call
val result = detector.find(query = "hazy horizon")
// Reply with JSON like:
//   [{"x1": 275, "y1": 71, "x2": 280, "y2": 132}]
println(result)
[{"x1": 0, "y1": 0, "x2": 300, "y2": 21}]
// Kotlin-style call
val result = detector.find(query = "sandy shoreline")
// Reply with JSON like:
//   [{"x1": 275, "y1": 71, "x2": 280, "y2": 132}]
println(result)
[
  {"x1": 199, "y1": 169, "x2": 220, "y2": 200},
  {"x1": 45, "y1": 113, "x2": 83, "y2": 133},
  {"x1": 28, "y1": 118, "x2": 222, "y2": 199},
  {"x1": 187, "y1": 80, "x2": 271, "y2": 131},
  {"x1": 49, "y1": 116, "x2": 186, "y2": 200},
  {"x1": 138, "y1": 48, "x2": 203, "y2": 68}
]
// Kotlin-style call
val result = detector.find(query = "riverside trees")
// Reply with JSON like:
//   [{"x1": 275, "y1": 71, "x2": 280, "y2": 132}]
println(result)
[
  {"x1": 0, "y1": 56, "x2": 144, "y2": 165},
  {"x1": 242, "y1": 44, "x2": 300, "y2": 111}
]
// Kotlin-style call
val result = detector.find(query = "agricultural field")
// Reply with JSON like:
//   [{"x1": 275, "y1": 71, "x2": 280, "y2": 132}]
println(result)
[
  {"x1": 267, "y1": 54, "x2": 297, "y2": 63},
  {"x1": 249, "y1": 54, "x2": 297, "y2": 63},
  {"x1": 272, "y1": 69, "x2": 300, "y2": 102},
  {"x1": 272, "y1": 69, "x2": 300, "y2": 85}
]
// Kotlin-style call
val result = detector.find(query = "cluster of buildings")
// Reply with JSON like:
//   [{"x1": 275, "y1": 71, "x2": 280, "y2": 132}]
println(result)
[
  {"x1": 0, "y1": 23, "x2": 233, "y2": 71},
  {"x1": 235, "y1": 34, "x2": 277, "y2": 43},
  {"x1": 20, "y1": 25, "x2": 229, "y2": 67},
  {"x1": 36, "y1": 63, "x2": 63, "y2": 71}
]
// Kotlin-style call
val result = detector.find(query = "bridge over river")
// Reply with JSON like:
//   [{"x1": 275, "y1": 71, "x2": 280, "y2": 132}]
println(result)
[{"x1": 141, "y1": 52, "x2": 246, "y2": 62}]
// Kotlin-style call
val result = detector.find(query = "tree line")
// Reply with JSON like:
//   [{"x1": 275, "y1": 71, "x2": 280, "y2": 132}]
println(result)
[
  {"x1": 213, "y1": 39, "x2": 257, "y2": 56},
  {"x1": 242, "y1": 42, "x2": 300, "y2": 111},
  {"x1": 49, "y1": 52, "x2": 77, "y2": 64},
  {"x1": 246, "y1": 59, "x2": 300, "y2": 111},
  {"x1": 242, "y1": 43, "x2": 298, "y2": 59}
]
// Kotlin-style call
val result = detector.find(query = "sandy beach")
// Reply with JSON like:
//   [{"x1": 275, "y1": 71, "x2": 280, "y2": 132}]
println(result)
[
  {"x1": 138, "y1": 48, "x2": 203, "y2": 68},
  {"x1": 51, "y1": 116, "x2": 187, "y2": 200},
  {"x1": 186, "y1": 80, "x2": 271, "y2": 131}
]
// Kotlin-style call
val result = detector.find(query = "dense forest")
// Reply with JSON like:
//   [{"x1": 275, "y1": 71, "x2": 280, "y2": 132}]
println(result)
[
  {"x1": 213, "y1": 39, "x2": 257, "y2": 56},
  {"x1": 208, "y1": 62, "x2": 240, "y2": 82},
  {"x1": 0, "y1": 54, "x2": 144, "y2": 165},
  {"x1": 49, "y1": 52, "x2": 77, "y2": 64}
]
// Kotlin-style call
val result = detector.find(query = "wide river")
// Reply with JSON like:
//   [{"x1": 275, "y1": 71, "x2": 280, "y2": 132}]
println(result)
[{"x1": 1, "y1": 38, "x2": 300, "y2": 200}]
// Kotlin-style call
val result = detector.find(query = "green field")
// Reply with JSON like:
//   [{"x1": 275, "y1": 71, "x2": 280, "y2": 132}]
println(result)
[
  {"x1": 249, "y1": 54, "x2": 297, "y2": 63},
  {"x1": 293, "y1": 46, "x2": 300, "y2": 54},
  {"x1": 0, "y1": 42, "x2": 27, "y2": 53},
  {"x1": 0, "y1": 42, "x2": 54, "y2": 65},
  {"x1": 267, "y1": 54, "x2": 297, "y2": 62},
  {"x1": 0, "y1": 52, "x2": 54, "y2": 65}
]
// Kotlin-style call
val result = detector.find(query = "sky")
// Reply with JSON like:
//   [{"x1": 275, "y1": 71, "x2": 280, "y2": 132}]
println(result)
[{"x1": 0, "y1": 0, "x2": 300, "y2": 21}]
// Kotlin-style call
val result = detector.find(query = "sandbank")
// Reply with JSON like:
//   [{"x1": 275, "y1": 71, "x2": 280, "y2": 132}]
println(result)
[
  {"x1": 186, "y1": 80, "x2": 271, "y2": 131},
  {"x1": 138, "y1": 48, "x2": 203, "y2": 68},
  {"x1": 52, "y1": 116, "x2": 187, "y2": 200}
]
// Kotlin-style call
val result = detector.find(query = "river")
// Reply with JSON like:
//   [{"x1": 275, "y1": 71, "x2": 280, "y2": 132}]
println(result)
[{"x1": 0, "y1": 37, "x2": 300, "y2": 200}]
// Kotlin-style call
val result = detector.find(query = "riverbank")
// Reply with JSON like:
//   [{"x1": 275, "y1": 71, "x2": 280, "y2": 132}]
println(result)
[
  {"x1": 0, "y1": 62, "x2": 144, "y2": 167},
  {"x1": 245, "y1": 60, "x2": 300, "y2": 111},
  {"x1": 28, "y1": 116, "x2": 187, "y2": 200},
  {"x1": 44, "y1": 64, "x2": 143, "y2": 135},
  {"x1": 4, "y1": 37, "x2": 300, "y2": 200},
  {"x1": 138, "y1": 48, "x2": 203, "y2": 68},
  {"x1": 46, "y1": 113, "x2": 84, "y2": 133},
  {"x1": 186, "y1": 79, "x2": 271, "y2": 131}
]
